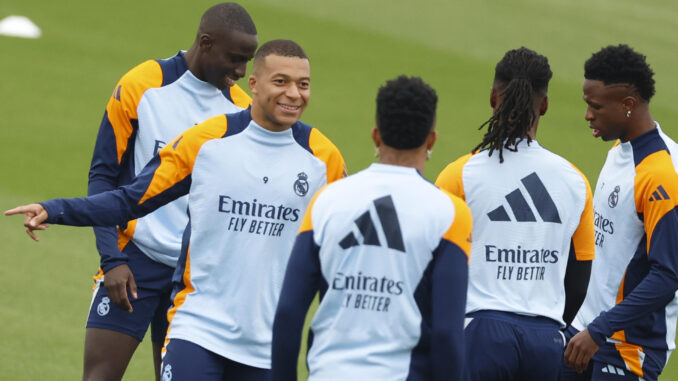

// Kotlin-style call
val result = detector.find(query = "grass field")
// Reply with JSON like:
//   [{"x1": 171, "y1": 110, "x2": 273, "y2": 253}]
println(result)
[{"x1": 1, "y1": 0, "x2": 678, "y2": 379}]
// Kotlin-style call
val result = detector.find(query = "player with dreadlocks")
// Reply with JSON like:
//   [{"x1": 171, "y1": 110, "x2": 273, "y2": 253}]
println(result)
[
  {"x1": 472, "y1": 46, "x2": 552, "y2": 162},
  {"x1": 562, "y1": 44, "x2": 678, "y2": 381},
  {"x1": 436, "y1": 47, "x2": 595, "y2": 380}
]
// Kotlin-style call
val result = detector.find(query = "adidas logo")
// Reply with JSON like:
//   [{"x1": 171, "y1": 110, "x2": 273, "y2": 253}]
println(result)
[
  {"x1": 339, "y1": 195, "x2": 405, "y2": 252},
  {"x1": 649, "y1": 185, "x2": 670, "y2": 202},
  {"x1": 600, "y1": 364, "x2": 626, "y2": 376},
  {"x1": 487, "y1": 172, "x2": 561, "y2": 223}
]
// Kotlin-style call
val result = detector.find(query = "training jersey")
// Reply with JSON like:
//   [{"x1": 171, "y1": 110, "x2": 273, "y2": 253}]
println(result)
[
  {"x1": 88, "y1": 51, "x2": 251, "y2": 271},
  {"x1": 42, "y1": 108, "x2": 346, "y2": 368},
  {"x1": 272, "y1": 163, "x2": 472, "y2": 381},
  {"x1": 435, "y1": 139, "x2": 595, "y2": 326},
  {"x1": 572, "y1": 125, "x2": 678, "y2": 380}
]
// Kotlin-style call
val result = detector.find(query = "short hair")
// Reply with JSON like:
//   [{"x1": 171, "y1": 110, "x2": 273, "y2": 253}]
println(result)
[
  {"x1": 584, "y1": 44, "x2": 655, "y2": 102},
  {"x1": 199, "y1": 2, "x2": 257, "y2": 36},
  {"x1": 376, "y1": 75, "x2": 438, "y2": 150},
  {"x1": 253, "y1": 39, "x2": 308, "y2": 63},
  {"x1": 474, "y1": 47, "x2": 552, "y2": 163}
]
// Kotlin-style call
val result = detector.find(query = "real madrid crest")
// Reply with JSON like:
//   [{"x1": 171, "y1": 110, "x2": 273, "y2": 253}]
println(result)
[
  {"x1": 608, "y1": 185, "x2": 620, "y2": 208},
  {"x1": 162, "y1": 364, "x2": 173, "y2": 381},
  {"x1": 293, "y1": 172, "x2": 309, "y2": 197},
  {"x1": 97, "y1": 296, "x2": 111, "y2": 316}
]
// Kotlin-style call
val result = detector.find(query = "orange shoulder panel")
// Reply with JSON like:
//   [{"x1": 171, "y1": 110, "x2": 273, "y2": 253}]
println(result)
[
  {"x1": 298, "y1": 184, "x2": 330, "y2": 234},
  {"x1": 440, "y1": 190, "x2": 473, "y2": 261},
  {"x1": 139, "y1": 115, "x2": 229, "y2": 204},
  {"x1": 434, "y1": 153, "x2": 472, "y2": 200},
  {"x1": 634, "y1": 150, "x2": 678, "y2": 251},
  {"x1": 308, "y1": 128, "x2": 348, "y2": 183},
  {"x1": 105, "y1": 60, "x2": 163, "y2": 164},
  {"x1": 163, "y1": 246, "x2": 195, "y2": 355},
  {"x1": 229, "y1": 84, "x2": 252, "y2": 109},
  {"x1": 568, "y1": 163, "x2": 595, "y2": 261}
]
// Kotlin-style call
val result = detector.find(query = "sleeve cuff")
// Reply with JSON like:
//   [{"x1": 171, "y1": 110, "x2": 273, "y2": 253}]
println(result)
[
  {"x1": 40, "y1": 200, "x2": 61, "y2": 224},
  {"x1": 101, "y1": 258, "x2": 129, "y2": 273},
  {"x1": 588, "y1": 313, "x2": 612, "y2": 346}
]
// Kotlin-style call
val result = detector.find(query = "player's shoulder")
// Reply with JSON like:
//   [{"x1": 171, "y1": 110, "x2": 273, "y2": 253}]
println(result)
[
  {"x1": 632, "y1": 129, "x2": 678, "y2": 185},
  {"x1": 438, "y1": 153, "x2": 474, "y2": 176},
  {"x1": 117, "y1": 51, "x2": 189, "y2": 91},
  {"x1": 437, "y1": 188, "x2": 471, "y2": 216},
  {"x1": 226, "y1": 84, "x2": 252, "y2": 109},
  {"x1": 179, "y1": 114, "x2": 231, "y2": 147},
  {"x1": 118, "y1": 59, "x2": 163, "y2": 88},
  {"x1": 291, "y1": 122, "x2": 340, "y2": 154},
  {"x1": 631, "y1": 127, "x2": 678, "y2": 169},
  {"x1": 292, "y1": 121, "x2": 347, "y2": 180},
  {"x1": 529, "y1": 142, "x2": 590, "y2": 186}
]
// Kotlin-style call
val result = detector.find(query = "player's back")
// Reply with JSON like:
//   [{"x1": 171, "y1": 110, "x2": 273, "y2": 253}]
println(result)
[
  {"x1": 437, "y1": 139, "x2": 592, "y2": 324},
  {"x1": 306, "y1": 163, "x2": 468, "y2": 381}
]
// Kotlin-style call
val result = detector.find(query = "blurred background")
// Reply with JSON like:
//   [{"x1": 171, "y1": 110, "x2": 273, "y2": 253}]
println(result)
[{"x1": 1, "y1": 0, "x2": 676, "y2": 378}]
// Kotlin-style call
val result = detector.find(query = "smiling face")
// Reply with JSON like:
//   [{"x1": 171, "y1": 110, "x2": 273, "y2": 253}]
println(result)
[
  {"x1": 582, "y1": 79, "x2": 634, "y2": 142},
  {"x1": 199, "y1": 30, "x2": 258, "y2": 90},
  {"x1": 249, "y1": 54, "x2": 310, "y2": 131}
]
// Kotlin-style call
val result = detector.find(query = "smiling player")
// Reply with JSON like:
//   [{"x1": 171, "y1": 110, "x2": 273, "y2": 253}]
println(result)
[{"x1": 6, "y1": 39, "x2": 346, "y2": 381}]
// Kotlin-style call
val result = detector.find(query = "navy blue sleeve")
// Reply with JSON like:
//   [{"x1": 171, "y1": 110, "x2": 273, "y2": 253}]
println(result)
[
  {"x1": 87, "y1": 112, "x2": 136, "y2": 271},
  {"x1": 563, "y1": 241, "x2": 592, "y2": 326},
  {"x1": 272, "y1": 230, "x2": 321, "y2": 381},
  {"x1": 43, "y1": 155, "x2": 191, "y2": 228},
  {"x1": 588, "y1": 208, "x2": 678, "y2": 343},
  {"x1": 430, "y1": 239, "x2": 469, "y2": 381}
]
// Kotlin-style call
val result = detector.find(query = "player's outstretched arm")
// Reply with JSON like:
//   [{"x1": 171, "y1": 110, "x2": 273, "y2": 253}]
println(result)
[{"x1": 5, "y1": 203, "x2": 50, "y2": 241}]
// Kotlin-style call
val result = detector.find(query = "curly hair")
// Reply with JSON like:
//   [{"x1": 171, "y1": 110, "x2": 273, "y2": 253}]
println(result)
[
  {"x1": 473, "y1": 47, "x2": 552, "y2": 163},
  {"x1": 584, "y1": 44, "x2": 655, "y2": 102},
  {"x1": 376, "y1": 75, "x2": 438, "y2": 150}
]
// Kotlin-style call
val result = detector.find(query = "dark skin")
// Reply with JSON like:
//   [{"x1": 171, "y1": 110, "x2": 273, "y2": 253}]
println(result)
[
  {"x1": 94, "y1": 27, "x2": 256, "y2": 381},
  {"x1": 564, "y1": 79, "x2": 656, "y2": 374},
  {"x1": 104, "y1": 27, "x2": 258, "y2": 318},
  {"x1": 582, "y1": 79, "x2": 655, "y2": 142},
  {"x1": 5, "y1": 14, "x2": 257, "y2": 381}
]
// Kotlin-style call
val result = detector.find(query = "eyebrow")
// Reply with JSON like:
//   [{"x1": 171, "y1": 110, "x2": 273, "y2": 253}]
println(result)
[{"x1": 271, "y1": 73, "x2": 311, "y2": 81}]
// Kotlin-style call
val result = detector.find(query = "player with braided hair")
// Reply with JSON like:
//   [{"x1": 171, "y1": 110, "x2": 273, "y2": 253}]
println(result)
[
  {"x1": 472, "y1": 47, "x2": 553, "y2": 163},
  {"x1": 561, "y1": 44, "x2": 678, "y2": 381},
  {"x1": 436, "y1": 47, "x2": 595, "y2": 380}
]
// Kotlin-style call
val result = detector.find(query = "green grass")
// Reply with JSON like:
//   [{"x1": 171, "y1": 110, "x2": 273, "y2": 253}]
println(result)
[{"x1": 1, "y1": 0, "x2": 677, "y2": 379}]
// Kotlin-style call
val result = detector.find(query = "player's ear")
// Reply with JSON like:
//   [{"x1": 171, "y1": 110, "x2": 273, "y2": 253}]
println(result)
[
  {"x1": 426, "y1": 129, "x2": 437, "y2": 151},
  {"x1": 490, "y1": 88, "x2": 498, "y2": 110},
  {"x1": 198, "y1": 33, "x2": 213, "y2": 51},
  {"x1": 248, "y1": 75, "x2": 257, "y2": 94},
  {"x1": 622, "y1": 95, "x2": 637, "y2": 113},
  {"x1": 539, "y1": 96, "x2": 548, "y2": 116},
  {"x1": 371, "y1": 127, "x2": 381, "y2": 148}
]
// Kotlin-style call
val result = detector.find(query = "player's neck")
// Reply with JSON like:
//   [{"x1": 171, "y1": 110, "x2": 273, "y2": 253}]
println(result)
[
  {"x1": 623, "y1": 109, "x2": 655, "y2": 142},
  {"x1": 184, "y1": 45, "x2": 205, "y2": 83},
  {"x1": 250, "y1": 105, "x2": 293, "y2": 132},
  {"x1": 378, "y1": 146, "x2": 426, "y2": 173}
]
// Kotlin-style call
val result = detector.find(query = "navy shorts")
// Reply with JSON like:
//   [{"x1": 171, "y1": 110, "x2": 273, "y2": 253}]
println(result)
[
  {"x1": 162, "y1": 338, "x2": 271, "y2": 381},
  {"x1": 86, "y1": 241, "x2": 174, "y2": 342},
  {"x1": 559, "y1": 326, "x2": 649, "y2": 381},
  {"x1": 465, "y1": 310, "x2": 565, "y2": 381}
]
